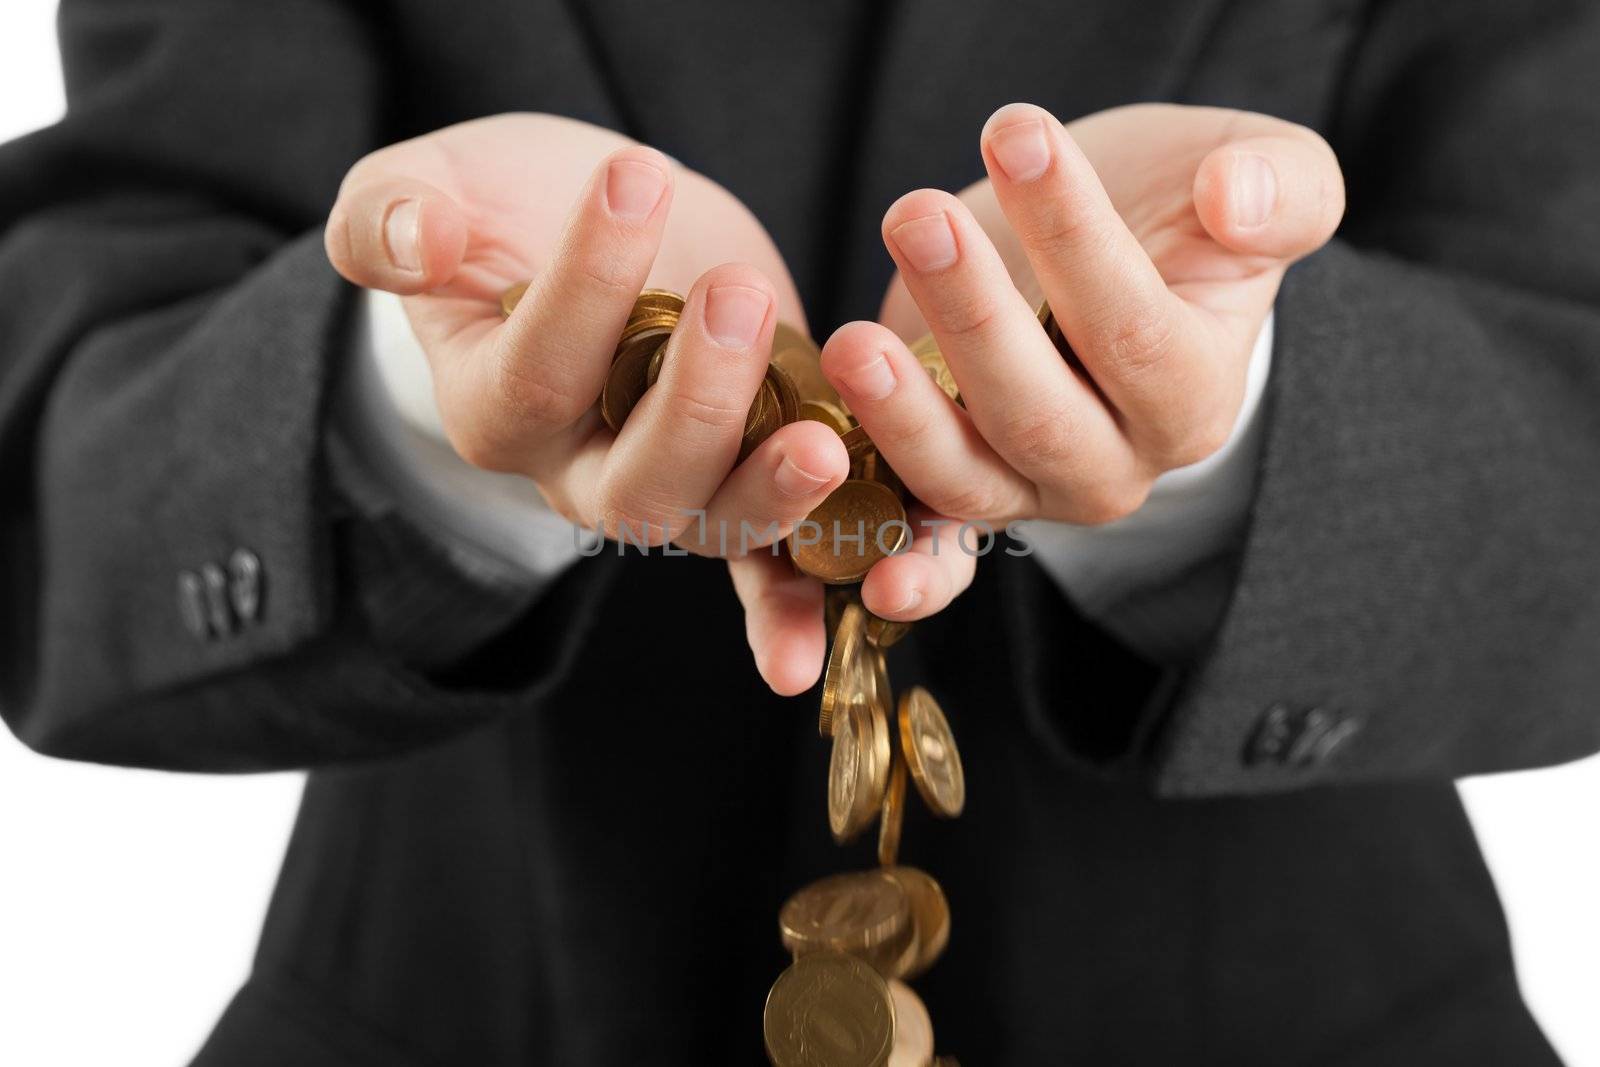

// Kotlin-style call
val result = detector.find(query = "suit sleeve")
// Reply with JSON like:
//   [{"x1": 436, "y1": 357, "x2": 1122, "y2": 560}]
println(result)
[
  {"x1": 1139, "y1": 0, "x2": 1600, "y2": 794},
  {"x1": 1002, "y1": 0, "x2": 1600, "y2": 795},
  {"x1": 0, "y1": 0, "x2": 614, "y2": 771}
]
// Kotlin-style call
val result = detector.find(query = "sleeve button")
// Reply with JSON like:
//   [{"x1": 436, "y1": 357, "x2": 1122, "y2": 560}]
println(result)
[
  {"x1": 177, "y1": 571, "x2": 211, "y2": 640},
  {"x1": 199, "y1": 562, "x2": 234, "y2": 637},
  {"x1": 228, "y1": 548, "x2": 264, "y2": 624}
]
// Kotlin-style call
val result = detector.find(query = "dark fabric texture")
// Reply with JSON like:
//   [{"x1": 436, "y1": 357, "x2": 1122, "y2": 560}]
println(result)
[{"x1": 0, "y1": 0, "x2": 1594, "y2": 1062}]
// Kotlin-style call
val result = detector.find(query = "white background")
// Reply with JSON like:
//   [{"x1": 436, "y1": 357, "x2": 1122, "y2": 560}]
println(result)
[{"x1": 0, "y1": 3, "x2": 1596, "y2": 1064}]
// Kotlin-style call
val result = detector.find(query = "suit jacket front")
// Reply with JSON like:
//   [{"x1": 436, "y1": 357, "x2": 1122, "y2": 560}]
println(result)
[{"x1": 2, "y1": 0, "x2": 1598, "y2": 1063}]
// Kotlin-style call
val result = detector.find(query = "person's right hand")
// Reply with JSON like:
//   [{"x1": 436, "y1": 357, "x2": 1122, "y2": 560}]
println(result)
[
  {"x1": 324, "y1": 115, "x2": 851, "y2": 634},
  {"x1": 325, "y1": 115, "x2": 854, "y2": 691}
]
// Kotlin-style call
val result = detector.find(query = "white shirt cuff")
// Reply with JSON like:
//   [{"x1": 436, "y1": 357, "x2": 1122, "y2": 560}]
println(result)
[
  {"x1": 1014, "y1": 311, "x2": 1275, "y2": 662},
  {"x1": 337, "y1": 289, "x2": 585, "y2": 583}
]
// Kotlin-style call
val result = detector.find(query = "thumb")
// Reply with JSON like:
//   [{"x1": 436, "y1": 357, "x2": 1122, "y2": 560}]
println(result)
[
  {"x1": 1192, "y1": 132, "x2": 1345, "y2": 261},
  {"x1": 324, "y1": 175, "x2": 469, "y2": 295}
]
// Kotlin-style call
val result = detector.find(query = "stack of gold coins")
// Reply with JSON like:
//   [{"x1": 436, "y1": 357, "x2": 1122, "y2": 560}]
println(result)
[{"x1": 500, "y1": 284, "x2": 801, "y2": 460}]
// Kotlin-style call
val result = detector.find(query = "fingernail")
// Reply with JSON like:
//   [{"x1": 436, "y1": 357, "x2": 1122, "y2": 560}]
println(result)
[
  {"x1": 989, "y1": 120, "x2": 1051, "y2": 182},
  {"x1": 840, "y1": 352, "x2": 897, "y2": 401},
  {"x1": 383, "y1": 199, "x2": 421, "y2": 272},
  {"x1": 704, "y1": 284, "x2": 769, "y2": 350},
  {"x1": 889, "y1": 213, "x2": 958, "y2": 272},
  {"x1": 1234, "y1": 154, "x2": 1277, "y2": 228},
  {"x1": 605, "y1": 159, "x2": 668, "y2": 221},
  {"x1": 774, "y1": 453, "x2": 831, "y2": 498}
]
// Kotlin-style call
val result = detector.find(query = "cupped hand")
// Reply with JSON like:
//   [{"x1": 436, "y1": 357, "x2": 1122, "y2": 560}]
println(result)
[
  {"x1": 324, "y1": 114, "x2": 850, "y2": 692},
  {"x1": 818, "y1": 102, "x2": 1345, "y2": 624}
]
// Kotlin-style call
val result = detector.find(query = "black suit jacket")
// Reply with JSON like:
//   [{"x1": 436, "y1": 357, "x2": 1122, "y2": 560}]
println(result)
[{"x1": 3, "y1": 0, "x2": 1598, "y2": 1063}]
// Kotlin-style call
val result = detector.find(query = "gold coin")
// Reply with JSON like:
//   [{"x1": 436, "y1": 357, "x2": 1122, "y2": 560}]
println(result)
[
  {"x1": 882, "y1": 867, "x2": 950, "y2": 980},
  {"x1": 798, "y1": 398, "x2": 853, "y2": 436},
  {"x1": 620, "y1": 310, "x2": 680, "y2": 342},
  {"x1": 645, "y1": 344, "x2": 666, "y2": 388},
  {"x1": 908, "y1": 334, "x2": 960, "y2": 404},
  {"x1": 908, "y1": 333, "x2": 940, "y2": 360},
  {"x1": 790, "y1": 480, "x2": 909, "y2": 585},
  {"x1": 828, "y1": 697, "x2": 893, "y2": 843},
  {"x1": 865, "y1": 611, "x2": 911, "y2": 650},
  {"x1": 824, "y1": 586, "x2": 857, "y2": 644},
  {"x1": 740, "y1": 364, "x2": 801, "y2": 462},
  {"x1": 601, "y1": 326, "x2": 671, "y2": 432},
  {"x1": 630, "y1": 288, "x2": 684, "y2": 325},
  {"x1": 499, "y1": 281, "x2": 531, "y2": 319},
  {"x1": 850, "y1": 443, "x2": 877, "y2": 483},
  {"x1": 886, "y1": 980, "x2": 934, "y2": 1067},
  {"x1": 898, "y1": 687, "x2": 965, "y2": 818},
  {"x1": 779, "y1": 870, "x2": 912, "y2": 969},
  {"x1": 764, "y1": 951, "x2": 896, "y2": 1067},
  {"x1": 771, "y1": 324, "x2": 842, "y2": 408},
  {"x1": 772, "y1": 320, "x2": 813, "y2": 358},
  {"x1": 877, "y1": 752, "x2": 906, "y2": 868},
  {"x1": 820, "y1": 602, "x2": 873, "y2": 738},
  {"x1": 839, "y1": 424, "x2": 876, "y2": 467}
]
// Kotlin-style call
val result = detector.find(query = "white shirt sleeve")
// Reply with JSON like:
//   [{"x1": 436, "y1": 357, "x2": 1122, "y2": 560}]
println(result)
[
  {"x1": 338, "y1": 289, "x2": 585, "y2": 581},
  {"x1": 1013, "y1": 313, "x2": 1275, "y2": 663},
  {"x1": 342, "y1": 289, "x2": 1272, "y2": 664}
]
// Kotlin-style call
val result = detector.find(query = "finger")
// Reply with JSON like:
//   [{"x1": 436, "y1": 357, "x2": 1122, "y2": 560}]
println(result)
[
  {"x1": 1192, "y1": 133, "x2": 1345, "y2": 261},
  {"x1": 979, "y1": 103, "x2": 1226, "y2": 463},
  {"x1": 860, "y1": 506, "x2": 978, "y2": 622},
  {"x1": 819, "y1": 320, "x2": 1036, "y2": 522},
  {"x1": 728, "y1": 554, "x2": 826, "y2": 696},
  {"x1": 879, "y1": 188, "x2": 1135, "y2": 495},
  {"x1": 480, "y1": 146, "x2": 674, "y2": 464},
  {"x1": 325, "y1": 176, "x2": 469, "y2": 294},
  {"x1": 693, "y1": 420, "x2": 850, "y2": 556},
  {"x1": 592, "y1": 262, "x2": 776, "y2": 542}
]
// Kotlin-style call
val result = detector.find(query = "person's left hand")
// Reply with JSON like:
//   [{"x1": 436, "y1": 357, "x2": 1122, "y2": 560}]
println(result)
[{"x1": 790, "y1": 102, "x2": 1345, "y2": 630}]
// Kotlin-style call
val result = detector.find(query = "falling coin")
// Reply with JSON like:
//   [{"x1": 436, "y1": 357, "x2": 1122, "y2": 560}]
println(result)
[
  {"x1": 897, "y1": 687, "x2": 965, "y2": 818},
  {"x1": 882, "y1": 867, "x2": 950, "y2": 980},
  {"x1": 829, "y1": 698, "x2": 893, "y2": 843},
  {"x1": 821, "y1": 603, "x2": 875, "y2": 738},
  {"x1": 780, "y1": 870, "x2": 913, "y2": 974},
  {"x1": 764, "y1": 951, "x2": 896, "y2": 1067},
  {"x1": 878, "y1": 753, "x2": 906, "y2": 868}
]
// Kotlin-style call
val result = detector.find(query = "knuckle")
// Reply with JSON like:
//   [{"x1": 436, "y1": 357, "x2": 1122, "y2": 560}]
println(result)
[
  {"x1": 574, "y1": 249, "x2": 639, "y2": 298},
  {"x1": 489, "y1": 351, "x2": 583, "y2": 428},
  {"x1": 998, "y1": 403, "x2": 1077, "y2": 473},
  {"x1": 930, "y1": 292, "x2": 1001, "y2": 343},
  {"x1": 665, "y1": 389, "x2": 749, "y2": 436},
  {"x1": 1093, "y1": 303, "x2": 1181, "y2": 378},
  {"x1": 1018, "y1": 196, "x2": 1100, "y2": 257}
]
